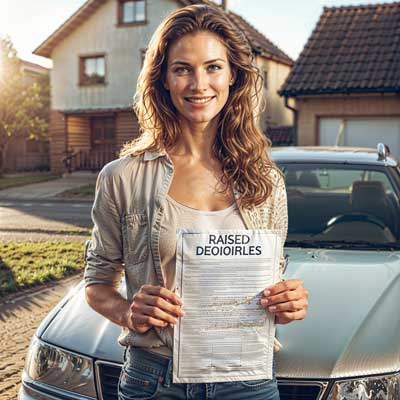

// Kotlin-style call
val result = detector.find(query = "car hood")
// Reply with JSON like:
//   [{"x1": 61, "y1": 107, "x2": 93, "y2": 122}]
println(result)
[
  {"x1": 41, "y1": 248, "x2": 400, "y2": 379},
  {"x1": 276, "y1": 248, "x2": 400, "y2": 379}
]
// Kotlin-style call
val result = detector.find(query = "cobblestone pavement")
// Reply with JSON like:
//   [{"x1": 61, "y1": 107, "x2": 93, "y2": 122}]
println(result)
[{"x1": 0, "y1": 273, "x2": 84, "y2": 399}]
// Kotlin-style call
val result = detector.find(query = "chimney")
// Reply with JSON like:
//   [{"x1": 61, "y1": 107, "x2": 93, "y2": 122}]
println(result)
[{"x1": 221, "y1": 0, "x2": 228, "y2": 11}]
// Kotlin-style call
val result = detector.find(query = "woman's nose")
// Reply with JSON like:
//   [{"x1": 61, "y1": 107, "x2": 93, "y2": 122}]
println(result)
[{"x1": 190, "y1": 70, "x2": 208, "y2": 92}]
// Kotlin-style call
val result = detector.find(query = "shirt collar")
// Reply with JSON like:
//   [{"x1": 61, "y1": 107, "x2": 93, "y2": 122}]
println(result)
[{"x1": 143, "y1": 149, "x2": 167, "y2": 161}]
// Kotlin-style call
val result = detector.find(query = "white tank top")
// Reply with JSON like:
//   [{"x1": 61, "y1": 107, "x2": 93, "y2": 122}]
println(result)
[{"x1": 151, "y1": 194, "x2": 246, "y2": 357}]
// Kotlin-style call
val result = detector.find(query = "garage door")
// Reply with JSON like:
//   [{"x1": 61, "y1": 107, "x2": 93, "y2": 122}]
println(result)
[{"x1": 319, "y1": 118, "x2": 400, "y2": 157}]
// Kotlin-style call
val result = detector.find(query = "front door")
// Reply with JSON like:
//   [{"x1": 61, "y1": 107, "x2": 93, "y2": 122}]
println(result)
[
  {"x1": 91, "y1": 116, "x2": 115, "y2": 150},
  {"x1": 90, "y1": 116, "x2": 116, "y2": 168}
]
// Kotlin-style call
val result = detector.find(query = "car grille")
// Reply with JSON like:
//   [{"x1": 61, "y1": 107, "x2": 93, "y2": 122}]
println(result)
[
  {"x1": 277, "y1": 380, "x2": 329, "y2": 400},
  {"x1": 96, "y1": 362, "x2": 329, "y2": 400},
  {"x1": 96, "y1": 361, "x2": 121, "y2": 400}
]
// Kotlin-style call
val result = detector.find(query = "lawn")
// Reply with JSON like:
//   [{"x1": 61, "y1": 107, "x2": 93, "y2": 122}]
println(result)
[
  {"x1": 0, "y1": 174, "x2": 59, "y2": 191},
  {"x1": 56, "y1": 184, "x2": 95, "y2": 199},
  {"x1": 0, "y1": 241, "x2": 87, "y2": 298}
]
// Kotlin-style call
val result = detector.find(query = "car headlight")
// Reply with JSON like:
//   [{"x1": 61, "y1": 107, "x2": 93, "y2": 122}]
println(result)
[
  {"x1": 24, "y1": 336, "x2": 96, "y2": 398},
  {"x1": 327, "y1": 372, "x2": 400, "y2": 400}
]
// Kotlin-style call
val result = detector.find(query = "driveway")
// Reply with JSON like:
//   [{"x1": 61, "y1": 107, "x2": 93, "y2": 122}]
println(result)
[{"x1": 0, "y1": 273, "x2": 84, "y2": 399}]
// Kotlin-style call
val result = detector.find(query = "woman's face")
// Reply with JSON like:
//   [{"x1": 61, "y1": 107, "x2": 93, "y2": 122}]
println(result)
[{"x1": 164, "y1": 31, "x2": 235, "y2": 127}]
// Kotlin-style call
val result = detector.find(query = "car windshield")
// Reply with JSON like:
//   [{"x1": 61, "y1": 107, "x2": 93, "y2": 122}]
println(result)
[{"x1": 277, "y1": 163, "x2": 400, "y2": 249}]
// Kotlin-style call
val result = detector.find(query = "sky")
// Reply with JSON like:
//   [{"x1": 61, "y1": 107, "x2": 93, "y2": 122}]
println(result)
[{"x1": 0, "y1": 0, "x2": 398, "y2": 69}]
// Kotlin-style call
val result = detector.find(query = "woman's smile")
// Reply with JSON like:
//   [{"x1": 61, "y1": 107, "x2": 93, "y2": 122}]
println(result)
[{"x1": 184, "y1": 95, "x2": 216, "y2": 106}]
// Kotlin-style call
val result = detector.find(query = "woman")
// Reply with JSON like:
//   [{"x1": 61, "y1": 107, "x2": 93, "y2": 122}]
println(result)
[{"x1": 84, "y1": 4, "x2": 308, "y2": 399}]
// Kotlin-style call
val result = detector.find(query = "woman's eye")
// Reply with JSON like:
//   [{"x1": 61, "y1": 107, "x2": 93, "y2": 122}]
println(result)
[
  {"x1": 174, "y1": 66, "x2": 190, "y2": 74},
  {"x1": 208, "y1": 64, "x2": 221, "y2": 71}
]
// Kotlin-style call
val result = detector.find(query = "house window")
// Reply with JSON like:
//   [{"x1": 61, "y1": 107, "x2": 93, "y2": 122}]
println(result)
[
  {"x1": 80, "y1": 55, "x2": 106, "y2": 86},
  {"x1": 118, "y1": 0, "x2": 146, "y2": 25}
]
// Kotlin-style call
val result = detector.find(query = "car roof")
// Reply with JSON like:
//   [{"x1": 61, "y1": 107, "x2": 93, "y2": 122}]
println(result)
[{"x1": 271, "y1": 146, "x2": 398, "y2": 167}]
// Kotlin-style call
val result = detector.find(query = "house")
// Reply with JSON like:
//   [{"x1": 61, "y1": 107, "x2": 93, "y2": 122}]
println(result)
[
  {"x1": 33, "y1": 0, "x2": 294, "y2": 174},
  {"x1": 279, "y1": 2, "x2": 400, "y2": 156},
  {"x1": 4, "y1": 59, "x2": 50, "y2": 172}
]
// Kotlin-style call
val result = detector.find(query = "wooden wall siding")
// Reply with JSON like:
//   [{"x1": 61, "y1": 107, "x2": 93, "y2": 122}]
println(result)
[
  {"x1": 49, "y1": 110, "x2": 67, "y2": 174},
  {"x1": 16, "y1": 154, "x2": 49, "y2": 171},
  {"x1": 67, "y1": 115, "x2": 91, "y2": 152},
  {"x1": 5, "y1": 137, "x2": 49, "y2": 172},
  {"x1": 115, "y1": 111, "x2": 140, "y2": 151},
  {"x1": 4, "y1": 137, "x2": 23, "y2": 171}
]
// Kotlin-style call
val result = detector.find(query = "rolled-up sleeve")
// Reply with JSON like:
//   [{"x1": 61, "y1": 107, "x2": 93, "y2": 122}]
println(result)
[{"x1": 84, "y1": 167, "x2": 124, "y2": 288}]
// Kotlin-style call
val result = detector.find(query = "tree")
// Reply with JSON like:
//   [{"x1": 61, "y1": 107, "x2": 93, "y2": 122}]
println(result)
[{"x1": 0, "y1": 36, "x2": 49, "y2": 176}]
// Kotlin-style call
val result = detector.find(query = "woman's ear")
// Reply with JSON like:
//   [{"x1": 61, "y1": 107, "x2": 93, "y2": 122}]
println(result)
[
  {"x1": 229, "y1": 68, "x2": 237, "y2": 86},
  {"x1": 161, "y1": 71, "x2": 169, "y2": 91}
]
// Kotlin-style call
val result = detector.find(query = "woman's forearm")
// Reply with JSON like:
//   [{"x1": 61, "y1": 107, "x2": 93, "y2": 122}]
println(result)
[{"x1": 85, "y1": 284, "x2": 131, "y2": 329}]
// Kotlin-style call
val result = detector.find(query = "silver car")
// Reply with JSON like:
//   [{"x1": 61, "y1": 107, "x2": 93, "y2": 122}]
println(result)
[{"x1": 19, "y1": 145, "x2": 400, "y2": 400}]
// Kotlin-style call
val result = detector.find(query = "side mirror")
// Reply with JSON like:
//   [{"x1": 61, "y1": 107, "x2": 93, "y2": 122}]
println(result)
[{"x1": 377, "y1": 142, "x2": 390, "y2": 161}]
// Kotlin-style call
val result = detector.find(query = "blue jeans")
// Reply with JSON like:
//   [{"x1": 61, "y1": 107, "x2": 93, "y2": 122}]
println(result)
[{"x1": 118, "y1": 347, "x2": 280, "y2": 400}]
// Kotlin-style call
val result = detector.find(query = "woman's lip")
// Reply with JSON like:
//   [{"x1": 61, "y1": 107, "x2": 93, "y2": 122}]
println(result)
[
  {"x1": 185, "y1": 96, "x2": 215, "y2": 99},
  {"x1": 184, "y1": 96, "x2": 215, "y2": 104}
]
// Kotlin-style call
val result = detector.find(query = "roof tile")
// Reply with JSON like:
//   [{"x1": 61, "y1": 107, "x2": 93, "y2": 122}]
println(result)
[{"x1": 280, "y1": 1, "x2": 400, "y2": 96}]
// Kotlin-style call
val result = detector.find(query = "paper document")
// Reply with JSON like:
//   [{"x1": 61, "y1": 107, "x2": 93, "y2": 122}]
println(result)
[{"x1": 173, "y1": 229, "x2": 281, "y2": 383}]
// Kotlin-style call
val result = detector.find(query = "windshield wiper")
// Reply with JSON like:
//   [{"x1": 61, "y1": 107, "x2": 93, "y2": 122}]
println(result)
[{"x1": 285, "y1": 240, "x2": 400, "y2": 250}]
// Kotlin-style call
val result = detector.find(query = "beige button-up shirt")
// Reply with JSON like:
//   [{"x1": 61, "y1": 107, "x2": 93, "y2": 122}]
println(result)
[{"x1": 84, "y1": 150, "x2": 288, "y2": 351}]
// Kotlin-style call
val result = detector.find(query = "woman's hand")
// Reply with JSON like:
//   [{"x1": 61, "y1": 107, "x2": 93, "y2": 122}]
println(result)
[
  {"x1": 260, "y1": 279, "x2": 309, "y2": 325},
  {"x1": 125, "y1": 285, "x2": 184, "y2": 333}
]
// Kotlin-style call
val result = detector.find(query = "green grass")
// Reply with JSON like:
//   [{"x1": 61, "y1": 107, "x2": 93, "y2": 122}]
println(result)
[
  {"x1": 0, "y1": 175, "x2": 59, "y2": 191},
  {"x1": 1, "y1": 226, "x2": 92, "y2": 235},
  {"x1": 57, "y1": 184, "x2": 95, "y2": 199},
  {"x1": 0, "y1": 241, "x2": 86, "y2": 298}
]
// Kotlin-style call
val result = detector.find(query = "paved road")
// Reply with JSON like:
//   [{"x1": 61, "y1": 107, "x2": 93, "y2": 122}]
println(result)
[
  {"x1": 0, "y1": 174, "x2": 96, "y2": 200},
  {"x1": 0, "y1": 273, "x2": 84, "y2": 399},
  {"x1": 0, "y1": 200, "x2": 93, "y2": 232}
]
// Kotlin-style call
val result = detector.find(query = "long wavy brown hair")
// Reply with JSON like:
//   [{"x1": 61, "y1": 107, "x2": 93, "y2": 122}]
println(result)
[{"x1": 120, "y1": 3, "x2": 278, "y2": 208}]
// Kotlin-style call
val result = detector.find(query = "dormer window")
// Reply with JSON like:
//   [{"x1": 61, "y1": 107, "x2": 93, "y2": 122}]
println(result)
[
  {"x1": 79, "y1": 55, "x2": 106, "y2": 86},
  {"x1": 118, "y1": 0, "x2": 146, "y2": 26}
]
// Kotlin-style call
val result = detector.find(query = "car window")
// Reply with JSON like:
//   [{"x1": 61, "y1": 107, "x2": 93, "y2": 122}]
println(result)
[
  {"x1": 277, "y1": 163, "x2": 400, "y2": 247},
  {"x1": 367, "y1": 171, "x2": 395, "y2": 193}
]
